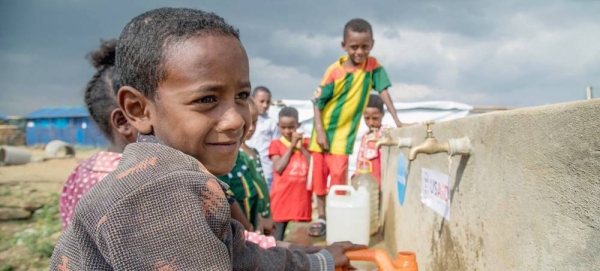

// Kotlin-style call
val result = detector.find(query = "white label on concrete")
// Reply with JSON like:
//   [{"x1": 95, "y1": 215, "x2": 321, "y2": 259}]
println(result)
[{"x1": 421, "y1": 168, "x2": 451, "y2": 220}]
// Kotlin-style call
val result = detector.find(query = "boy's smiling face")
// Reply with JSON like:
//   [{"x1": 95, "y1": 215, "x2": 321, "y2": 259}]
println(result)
[
  {"x1": 278, "y1": 116, "x2": 299, "y2": 141},
  {"x1": 342, "y1": 30, "x2": 374, "y2": 66},
  {"x1": 252, "y1": 90, "x2": 271, "y2": 115},
  {"x1": 121, "y1": 34, "x2": 251, "y2": 176}
]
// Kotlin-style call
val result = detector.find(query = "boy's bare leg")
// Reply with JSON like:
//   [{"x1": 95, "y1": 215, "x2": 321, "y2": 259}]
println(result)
[
  {"x1": 317, "y1": 195, "x2": 326, "y2": 219},
  {"x1": 309, "y1": 195, "x2": 327, "y2": 237}
]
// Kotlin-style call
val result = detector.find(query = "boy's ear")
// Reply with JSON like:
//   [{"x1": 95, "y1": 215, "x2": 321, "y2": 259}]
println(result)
[
  {"x1": 341, "y1": 40, "x2": 346, "y2": 49},
  {"x1": 117, "y1": 86, "x2": 154, "y2": 135},
  {"x1": 110, "y1": 108, "x2": 136, "y2": 141}
]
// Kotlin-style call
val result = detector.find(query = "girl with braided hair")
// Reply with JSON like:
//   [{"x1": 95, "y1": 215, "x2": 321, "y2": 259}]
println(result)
[{"x1": 59, "y1": 39, "x2": 138, "y2": 229}]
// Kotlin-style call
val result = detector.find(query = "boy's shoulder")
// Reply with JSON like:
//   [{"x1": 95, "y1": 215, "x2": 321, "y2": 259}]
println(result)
[
  {"x1": 365, "y1": 56, "x2": 383, "y2": 69},
  {"x1": 53, "y1": 145, "x2": 232, "y2": 270},
  {"x1": 359, "y1": 56, "x2": 384, "y2": 73},
  {"x1": 271, "y1": 137, "x2": 285, "y2": 146},
  {"x1": 76, "y1": 142, "x2": 216, "y2": 219},
  {"x1": 320, "y1": 56, "x2": 384, "y2": 84},
  {"x1": 268, "y1": 138, "x2": 285, "y2": 152},
  {"x1": 326, "y1": 55, "x2": 382, "y2": 67}
]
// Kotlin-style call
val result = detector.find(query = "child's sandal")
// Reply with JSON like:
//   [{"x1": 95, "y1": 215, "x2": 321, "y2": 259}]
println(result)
[{"x1": 308, "y1": 218, "x2": 326, "y2": 237}]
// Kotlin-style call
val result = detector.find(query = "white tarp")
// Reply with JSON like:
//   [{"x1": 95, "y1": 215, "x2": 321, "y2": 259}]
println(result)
[{"x1": 267, "y1": 99, "x2": 473, "y2": 177}]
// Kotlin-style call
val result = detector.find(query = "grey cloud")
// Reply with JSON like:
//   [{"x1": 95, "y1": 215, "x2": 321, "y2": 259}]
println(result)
[{"x1": 1, "y1": 0, "x2": 599, "y2": 115}]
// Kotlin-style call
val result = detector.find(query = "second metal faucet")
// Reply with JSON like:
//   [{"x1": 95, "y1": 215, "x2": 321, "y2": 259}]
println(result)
[
  {"x1": 408, "y1": 121, "x2": 471, "y2": 161},
  {"x1": 366, "y1": 128, "x2": 412, "y2": 149}
]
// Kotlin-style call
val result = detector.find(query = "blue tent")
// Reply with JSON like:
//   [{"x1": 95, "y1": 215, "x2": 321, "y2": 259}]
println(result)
[{"x1": 25, "y1": 107, "x2": 108, "y2": 147}]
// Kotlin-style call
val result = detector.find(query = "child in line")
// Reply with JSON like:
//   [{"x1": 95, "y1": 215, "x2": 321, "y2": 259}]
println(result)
[
  {"x1": 60, "y1": 38, "x2": 137, "y2": 229},
  {"x1": 308, "y1": 18, "x2": 409, "y2": 237},
  {"x1": 246, "y1": 86, "x2": 280, "y2": 189},
  {"x1": 217, "y1": 145, "x2": 261, "y2": 229},
  {"x1": 353, "y1": 94, "x2": 386, "y2": 185},
  {"x1": 241, "y1": 99, "x2": 275, "y2": 235},
  {"x1": 50, "y1": 7, "x2": 362, "y2": 270},
  {"x1": 269, "y1": 107, "x2": 313, "y2": 241},
  {"x1": 218, "y1": 99, "x2": 274, "y2": 234}
]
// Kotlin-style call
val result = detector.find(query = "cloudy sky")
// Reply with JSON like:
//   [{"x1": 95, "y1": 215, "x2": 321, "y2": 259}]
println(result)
[{"x1": 0, "y1": 0, "x2": 599, "y2": 116}]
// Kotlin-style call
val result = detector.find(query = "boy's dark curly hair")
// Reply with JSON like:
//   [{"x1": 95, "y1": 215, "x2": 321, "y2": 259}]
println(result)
[
  {"x1": 343, "y1": 18, "x2": 373, "y2": 40},
  {"x1": 116, "y1": 7, "x2": 240, "y2": 98},
  {"x1": 367, "y1": 94, "x2": 385, "y2": 114},
  {"x1": 252, "y1": 86, "x2": 272, "y2": 97},
  {"x1": 84, "y1": 38, "x2": 120, "y2": 139},
  {"x1": 278, "y1": 106, "x2": 299, "y2": 122}
]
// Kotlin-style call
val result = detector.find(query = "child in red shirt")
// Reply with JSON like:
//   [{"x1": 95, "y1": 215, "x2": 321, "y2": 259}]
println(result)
[
  {"x1": 354, "y1": 94, "x2": 386, "y2": 186},
  {"x1": 269, "y1": 107, "x2": 312, "y2": 241}
]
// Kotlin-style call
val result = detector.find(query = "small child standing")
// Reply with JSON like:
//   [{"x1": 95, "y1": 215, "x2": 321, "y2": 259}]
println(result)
[
  {"x1": 353, "y1": 94, "x2": 386, "y2": 186},
  {"x1": 217, "y1": 150, "x2": 260, "y2": 230},
  {"x1": 240, "y1": 99, "x2": 275, "y2": 235},
  {"x1": 246, "y1": 86, "x2": 280, "y2": 189},
  {"x1": 269, "y1": 107, "x2": 312, "y2": 241},
  {"x1": 308, "y1": 18, "x2": 409, "y2": 237},
  {"x1": 60, "y1": 39, "x2": 137, "y2": 229}
]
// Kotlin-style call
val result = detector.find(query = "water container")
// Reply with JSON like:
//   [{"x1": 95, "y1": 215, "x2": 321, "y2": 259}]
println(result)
[
  {"x1": 351, "y1": 160, "x2": 380, "y2": 235},
  {"x1": 326, "y1": 185, "x2": 370, "y2": 246}
]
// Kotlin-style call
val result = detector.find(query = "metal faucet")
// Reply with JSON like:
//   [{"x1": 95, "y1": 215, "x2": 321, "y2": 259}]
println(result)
[
  {"x1": 408, "y1": 121, "x2": 449, "y2": 161},
  {"x1": 374, "y1": 128, "x2": 398, "y2": 149},
  {"x1": 408, "y1": 121, "x2": 472, "y2": 161},
  {"x1": 366, "y1": 128, "x2": 412, "y2": 149}
]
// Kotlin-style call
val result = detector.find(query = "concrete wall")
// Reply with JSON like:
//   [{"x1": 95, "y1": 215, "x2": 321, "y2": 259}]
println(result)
[{"x1": 379, "y1": 99, "x2": 600, "y2": 271}]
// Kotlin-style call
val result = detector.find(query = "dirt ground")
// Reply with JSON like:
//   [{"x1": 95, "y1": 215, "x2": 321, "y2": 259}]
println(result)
[{"x1": 0, "y1": 148, "x2": 97, "y2": 270}]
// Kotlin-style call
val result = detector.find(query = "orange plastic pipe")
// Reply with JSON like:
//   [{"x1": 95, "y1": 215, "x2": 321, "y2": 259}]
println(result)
[{"x1": 335, "y1": 249, "x2": 418, "y2": 271}]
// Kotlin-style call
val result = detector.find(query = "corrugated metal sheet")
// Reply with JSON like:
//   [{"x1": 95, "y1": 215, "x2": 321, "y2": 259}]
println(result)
[
  {"x1": 24, "y1": 107, "x2": 108, "y2": 147},
  {"x1": 26, "y1": 117, "x2": 108, "y2": 147},
  {"x1": 26, "y1": 107, "x2": 89, "y2": 119}
]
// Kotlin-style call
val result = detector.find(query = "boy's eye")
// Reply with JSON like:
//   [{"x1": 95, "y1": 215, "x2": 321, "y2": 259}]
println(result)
[
  {"x1": 236, "y1": 91, "x2": 250, "y2": 100},
  {"x1": 197, "y1": 96, "x2": 217, "y2": 103},
  {"x1": 351, "y1": 46, "x2": 358, "y2": 50}
]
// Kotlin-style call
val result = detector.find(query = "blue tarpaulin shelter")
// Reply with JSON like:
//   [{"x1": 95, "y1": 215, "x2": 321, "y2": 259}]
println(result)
[{"x1": 25, "y1": 107, "x2": 108, "y2": 147}]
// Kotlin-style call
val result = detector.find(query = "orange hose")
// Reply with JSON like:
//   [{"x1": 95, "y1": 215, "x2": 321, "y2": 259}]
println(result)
[{"x1": 334, "y1": 249, "x2": 418, "y2": 271}]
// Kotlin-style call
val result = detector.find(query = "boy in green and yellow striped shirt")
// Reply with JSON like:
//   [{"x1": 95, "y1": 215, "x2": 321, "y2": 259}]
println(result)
[{"x1": 308, "y1": 18, "x2": 409, "y2": 237}]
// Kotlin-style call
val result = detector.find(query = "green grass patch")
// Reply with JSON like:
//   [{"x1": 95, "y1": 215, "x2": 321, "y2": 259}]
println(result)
[{"x1": 0, "y1": 193, "x2": 61, "y2": 270}]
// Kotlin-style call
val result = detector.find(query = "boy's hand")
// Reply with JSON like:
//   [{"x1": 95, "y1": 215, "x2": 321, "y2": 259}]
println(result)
[
  {"x1": 396, "y1": 121, "x2": 416, "y2": 128},
  {"x1": 325, "y1": 241, "x2": 367, "y2": 268},
  {"x1": 316, "y1": 129, "x2": 329, "y2": 151},
  {"x1": 259, "y1": 216, "x2": 275, "y2": 236},
  {"x1": 292, "y1": 131, "x2": 303, "y2": 148}
]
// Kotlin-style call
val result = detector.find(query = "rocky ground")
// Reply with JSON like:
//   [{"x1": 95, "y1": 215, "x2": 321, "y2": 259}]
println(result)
[{"x1": 0, "y1": 148, "x2": 96, "y2": 270}]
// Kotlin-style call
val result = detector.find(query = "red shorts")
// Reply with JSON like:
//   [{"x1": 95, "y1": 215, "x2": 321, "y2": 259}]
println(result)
[{"x1": 309, "y1": 152, "x2": 349, "y2": 196}]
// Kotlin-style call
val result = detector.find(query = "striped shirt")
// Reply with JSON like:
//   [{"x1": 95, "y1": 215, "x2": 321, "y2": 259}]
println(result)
[{"x1": 309, "y1": 55, "x2": 391, "y2": 155}]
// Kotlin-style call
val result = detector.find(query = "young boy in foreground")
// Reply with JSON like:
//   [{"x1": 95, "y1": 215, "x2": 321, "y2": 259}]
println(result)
[
  {"x1": 49, "y1": 7, "x2": 363, "y2": 270},
  {"x1": 308, "y1": 18, "x2": 409, "y2": 237}
]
